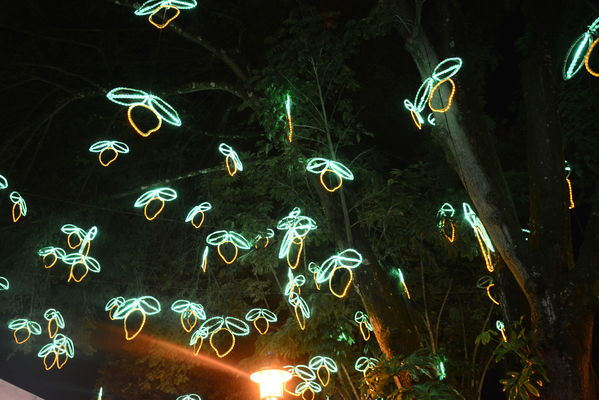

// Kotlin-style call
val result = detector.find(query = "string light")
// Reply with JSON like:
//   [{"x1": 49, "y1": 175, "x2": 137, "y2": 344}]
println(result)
[
  {"x1": 563, "y1": 17, "x2": 599, "y2": 80},
  {"x1": 307, "y1": 262, "x2": 321, "y2": 290},
  {"x1": 354, "y1": 311, "x2": 373, "y2": 341},
  {"x1": 565, "y1": 161, "x2": 575, "y2": 209},
  {"x1": 89, "y1": 141, "x2": 130, "y2": 167},
  {"x1": 8, "y1": 319, "x2": 42, "y2": 344},
  {"x1": 43, "y1": 309, "x2": 65, "y2": 339},
  {"x1": 277, "y1": 208, "x2": 317, "y2": 269},
  {"x1": 476, "y1": 276, "x2": 500, "y2": 305},
  {"x1": 294, "y1": 381, "x2": 322, "y2": 400},
  {"x1": 288, "y1": 292, "x2": 310, "y2": 330},
  {"x1": 218, "y1": 143, "x2": 243, "y2": 176},
  {"x1": 194, "y1": 316, "x2": 250, "y2": 357},
  {"x1": 206, "y1": 230, "x2": 251, "y2": 264},
  {"x1": 285, "y1": 94, "x2": 294, "y2": 142},
  {"x1": 463, "y1": 203, "x2": 495, "y2": 272},
  {"x1": 354, "y1": 357, "x2": 378, "y2": 375},
  {"x1": 106, "y1": 87, "x2": 181, "y2": 137},
  {"x1": 315, "y1": 249, "x2": 363, "y2": 298},
  {"x1": 244, "y1": 308, "x2": 278, "y2": 335},
  {"x1": 185, "y1": 202, "x2": 212, "y2": 229},
  {"x1": 437, "y1": 203, "x2": 456, "y2": 243},
  {"x1": 496, "y1": 320, "x2": 507, "y2": 342},
  {"x1": 105, "y1": 297, "x2": 125, "y2": 320},
  {"x1": 111, "y1": 296, "x2": 162, "y2": 340},
  {"x1": 308, "y1": 356, "x2": 337, "y2": 387},
  {"x1": 0, "y1": 174, "x2": 7, "y2": 189},
  {"x1": 200, "y1": 246, "x2": 209, "y2": 272},
  {"x1": 306, "y1": 158, "x2": 354, "y2": 193},
  {"x1": 176, "y1": 395, "x2": 202, "y2": 400},
  {"x1": 61, "y1": 252, "x2": 101, "y2": 283},
  {"x1": 9, "y1": 191, "x2": 27, "y2": 222},
  {"x1": 171, "y1": 300, "x2": 206, "y2": 333},
  {"x1": 38, "y1": 247, "x2": 66, "y2": 269},
  {"x1": 254, "y1": 229, "x2": 275, "y2": 248},
  {"x1": 134, "y1": 0, "x2": 197, "y2": 29},
  {"x1": 37, "y1": 333, "x2": 74, "y2": 370},
  {"x1": 134, "y1": 187, "x2": 178, "y2": 221},
  {"x1": 0, "y1": 277, "x2": 9, "y2": 290}
]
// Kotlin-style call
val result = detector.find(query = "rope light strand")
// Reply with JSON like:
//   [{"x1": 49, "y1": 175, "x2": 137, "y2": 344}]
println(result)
[
  {"x1": 171, "y1": 300, "x2": 207, "y2": 332},
  {"x1": 354, "y1": 357, "x2": 378, "y2": 375},
  {"x1": 437, "y1": 203, "x2": 456, "y2": 243},
  {"x1": 244, "y1": 308, "x2": 278, "y2": 335},
  {"x1": 565, "y1": 161, "x2": 575, "y2": 209},
  {"x1": 276, "y1": 208, "x2": 317, "y2": 269},
  {"x1": 193, "y1": 316, "x2": 250, "y2": 357},
  {"x1": 134, "y1": 187, "x2": 177, "y2": 221},
  {"x1": 308, "y1": 356, "x2": 338, "y2": 387},
  {"x1": 496, "y1": 320, "x2": 508, "y2": 342},
  {"x1": 285, "y1": 94, "x2": 294, "y2": 142},
  {"x1": 111, "y1": 296, "x2": 161, "y2": 340},
  {"x1": 38, "y1": 247, "x2": 66, "y2": 269},
  {"x1": 89, "y1": 141, "x2": 130, "y2": 167},
  {"x1": 0, "y1": 277, "x2": 9, "y2": 291},
  {"x1": 354, "y1": 311, "x2": 373, "y2": 341},
  {"x1": 43, "y1": 309, "x2": 66, "y2": 339},
  {"x1": 315, "y1": 249, "x2": 363, "y2": 298},
  {"x1": 563, "y1": 17, "x2": 599, "y2": 80},
  {"x1": 8, "y1": 319, "x2": 42, "y2": 344},
  {"x1": 105, "y1": 297, "x2": 125, "y2": 320},
  {"x1": 0, "y1": 174, "x2": 7, "y2": 190},
  {"x1": 476, "y1": 276, "x2": 500, "y2": 305},
  {"x1": 218, "y1": 144, "x2": 243, "y2": 176}
]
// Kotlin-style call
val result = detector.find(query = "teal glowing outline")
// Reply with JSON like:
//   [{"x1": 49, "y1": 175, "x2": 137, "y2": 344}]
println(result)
[
  {"x1": 286, "y1": 364, "x2": 316, "y2": 381},
  {"x1": 276, "y1": 207, "x2": 317, "y2": 259},
  {"x1": 89, "y1": 140, "x2": 130, "y2": 154},
  {"x1": 37, "y1": 333, "x2": 75, "y2": 360},
  {"x1": 308, "y1": 356, "x2": 338, "y2": 373},
  {"x1": 496, "y1": 320, "x2": 505, "y2": 331},
  {"x1": 61, "y1": 252, "x2": 101, "y2": 277},
  {"x1": 171, "y1": 300, "x2": 207, "y2": 320},
  {"x1": 38, "y1": 246, "x2": 67, "y2": 259},
  {"x1": 176, "y1": 395, "x2": 202, "y2": 400},
  {"x1": 9, "y1": 191, "x2": 27, "y2": 216},
  {"x1": 206, "y1": 230, "x2": 251, "y2": 248},
  {"x1": 44, "y1": 309, "x2": 66, "y2": 329},
  {"x1": 353, "y1": 311, "x2": 373, "y2": 331},
  {"x1": 0, "y1": 277, "x2": 8, "y2": 290},
  {"x1": 200, "y1": 246, "x2": 209, "y2": 272},
  {"x1": 0, "y1": 174, "x2": 7, "y2": 190},
  {"x1": 315, "y1": 249, "x2": 363, "y2": 284},
  {"x1": 98, "y1": 388, "x2": 103, "y2": 400},
  {"x1": 254, "y1": 228, "x2": 275, "y2": 246},
  {"x1": 106, "y1": 87, "x2": 181, "y2": 126},
  {"x1": 294, "y1": 381, "x2": 322, "y2": 396},
  {"x1": 8, "y1": 319, "x2": 42, "y2": 339},
  {"x1": 244, "y1": 308, "x2": 277, "y2": 323},
  {"x1": 354, "y1": 357, "x2": 378, "y2": 374},
  {"x1": 105, "y1": 297, "x2": 126, "y2": 312},
  {"x1": 185, "y1": 202, "x2": 212, "y2": 223},
  {"x1": 563, "y1": 17, "x2": 599, "y2": 80},
  {"x1": 135, "y1": 0, "x2": 198, "y2": 15},
  {"x1": 462, "y1": 203, "x2": 495, "y2": 252},
  {"x1": 306, "y1": 158, "x2": 354, "y2": 180},
  {"x1": 285, "y1": 268, "x2": 306, "y2": 296},
  {"x1": 218, "y1": 143, "x2": 243, "y2": 173},
  {"x1": 437, "y1": 360, "x2": 446, "y2": 380},
  {"x1": 112, "y1": 296, "x2": 161, "y2": 320},
  {"x1": 134, "y1": 187, "x2": 178, "y2": 207},
  {"x1": 195, "y1": 316, "x2": 251, "y2": 337}
]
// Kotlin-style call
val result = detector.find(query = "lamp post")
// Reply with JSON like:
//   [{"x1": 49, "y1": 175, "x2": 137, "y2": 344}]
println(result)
[{"x1": 250, "y1": 367, "x2": 293, "y2": 400}]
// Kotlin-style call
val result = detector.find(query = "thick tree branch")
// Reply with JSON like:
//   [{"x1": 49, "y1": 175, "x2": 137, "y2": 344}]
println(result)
[{"x1": 162, "y1": 80, "x2": 257, "y2": 109}]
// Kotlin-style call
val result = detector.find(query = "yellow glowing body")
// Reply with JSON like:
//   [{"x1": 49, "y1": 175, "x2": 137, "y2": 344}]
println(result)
[
  {"x1": 328, "y1": 266, "x2": 353, "y2": 298},
  {"x1": 585, "y1": 38, "x2": 599, "y2": 77},
  {"x1": 209, "y1": 327, "x2": 236, "y2": 358},
  {"x1": 124, "y1": 308, "x2": 146, "y2": 341},
  {"x1": 287, "y1": 236, "x2": 304, "y2": 269},
  {"x1": 217, "y1": 241, "x2": 238, "y2": 264},
  {"x1": 566, "y1": 177, "x2": 575, "y2": 209},
  {"x1": 148, "y1": 5, "x2": 181, "y2": 29},
  {"x1": 127, "y1": 103, "x2": 163, "y2": 137},
  {"x1": 428, "y1": 78, "x2": 456, "y2": 113}
]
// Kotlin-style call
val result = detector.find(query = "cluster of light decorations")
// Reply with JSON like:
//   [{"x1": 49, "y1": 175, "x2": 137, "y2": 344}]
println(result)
[
  {"x1": 306, "y1": 158, "x2": 354, "y2": 192},
  {"x1": 189, "y1": 316, "x2": 250, "y2": 358},
  {"x1": 8, "y1": 319, "x2": 42, "y2": 344},
  {"x1": 134, "y1": 0, "x2": 198, "y2": 29},
  {"x1": 463, "y1": 203, "x2": 495, "y2": 272},
  {"x1": 284, "y1": 357, "x2": 337, "y2": 400},
  {"x1": 254, "y1": 229, "x2": 275, "y2": 248},
  {"x1": 107, "y1": 296, "x2": 162, "y2": 340},
  {"x1": 565, "y1": 161, "x2": 575, "y2": 209},
  {"x1": 206, "y1": 230, "x2": 251, "y2": 264},
  {"x1": 171, "y1": 300, "x2": 206, "y2": 332},
  {"x1": 437, "y1": 203, "x2": 456, "y2": 243},
  {"x1": 0, "y1": 276, "x2": 10, "y2": 291},
  {"x1": 244, "y1": 308, "x2": 277, "y2": 335},
  {"x1": 403, "y1": 57, "x2": 463, "y2": 129},
  {"x1": 37, "y1": 333, "x2": 75, "y2": 370},
  {"x1": 563, "y1": 17, "x2": 599, "y2": 80},
  {"x1": 354, "y1": 311, "x2": 373, "y2": 341},
  {"x1": 106, "y1": 87, "x2": 181, "y2": 137},
  {"x1": 277, "y1": 208, "x2": 317, "y2": 269},
  {"x1": 9, "y1": 191, "x2": 27, "y2": 222},
  {"x1": 315, "y1": 249, "x2": 363, "y2": 298},
  {"x1": 285, "y1": 269, "x2": 310, "y2": 330},
  {"x1": 134, "y1": 187, "x2": 177, "y2": 221},
  {"x1": 43, "y1": 309, "x2": 66, "y2": 339},
  {"x1": 354, "y1": 356, "x2": 378, "y2": 375},
  {"x1": 186, "y1": 202, "x2": 212, "y2": 229},
  {"x1": 476, "y1": 276, "x2": 499, "y2": 305},
  {"x1": 218, "y1": 143, "x2": 243, "y2": 176},
  {"x1": 89, "y1": 141, "x2": 130, "y2": 167}
]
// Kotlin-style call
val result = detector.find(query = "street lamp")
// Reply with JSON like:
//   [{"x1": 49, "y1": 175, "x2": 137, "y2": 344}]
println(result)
[{"x1": 250, "y1": 367, "x2": 293, "y2": 400}]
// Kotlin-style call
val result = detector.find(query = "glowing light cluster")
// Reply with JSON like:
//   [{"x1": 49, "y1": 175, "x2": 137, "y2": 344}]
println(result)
[
  {"x1": 476, "y1": 276, "x2": 499, "y2": 305},
  {"x1": 110, "y1": 296, "x2": 162, "y2": 340},
  {"x1": 89, "y1": 140, "x2": 130, "y2": 167},
  {"x1": 62, "y1": 252, "x2": 101, "y2": 283},
  {"x1": 190, "y1": 316, "x2": 250, "y2": 358},
  {"x1": 285, "y1": 94, "x2": 294, "y2": 142},
  {"x1": 43, "y1": 309, "x2": 65, "y2": 339},
  {"x1": 38, "y1": 247, "x2": 66, "y2": 269},
  {"x1": 306, "y1": 158, "x2": 354, "y2": 192},
  {"x1": 176, "y1": 395, "x2": 202, "y2": 400},
  {"x1": 218, "y1": 143, "x2": 243, "y2": 176},
  {"x1": 354, "y1": 356, "x2": 378, "y2": 375},
  {"x1": 463, "y1": 203, "x2": 495, "y2": 272},
  {"x1": 565, "y1": 161, "x2": 575, "y2": 209},
  {"x1": 134, "y1": 187, "x2": 177, "y2": 220},
  {"x1": 9, "y1": 191, "x2": 27, "y2": 222},
  {"x1": 8, "y1": 319, "x2": 42, "y2": 344},
  {"x1": 186, "y1": 202, "x2": 212, "y2": 229},
  {"x1": 106, "y1": 87, "x2": 181, "y2": 136},
  {"x1": 61, "y1": 224, "x2": 98, "y2": 255},
  {"x1": 0, "y1": 174, "x2": 7, "y2": 189},
  {"x1": 254, "y1": 228, "x2": 275, "y2": 248},
  {"x1": 245, "y1": 308, "x2": 277, "y2": 335},
  {"x1": 308, "y1": 356, "x2": 338, "y2": 387},
  {"x1": 171, "y1": 300, "x2": 206, "y2": 332},
  {"x1": 563, "y1": 17, "x2": 599, "y2": 80},
  {"x1": 354, "y1": 311, "x2": 373, "y2": 341},
  {"x1": 437, "y1": 203, "x2": 456, "y2": 243},
  {"x1": 496, "y1": 320, "x2": 507, "y2": 342},
  {"x1": 277, "y1": 208, "x2": 317, "y2": 269},
  {"x1": 206, "y1": 230, "x2": 251, "y2": 264},
  {"x1": 135, "y1": 0, "x2": 198, "y2": 29},
  {"x1": 307, "y1": 262, "x2": 321, "y2": 290},
  {"x1": 37, "y1": 333, "x2": 74, "y2": 370},
  {"x1": 284, "y1": 364, "x2": 323, "y2": 400},
  {"x1": 403, "y1": 57, "x2": 463, "y2": 129},
  {"x1": 285, "y1": 269, "x2": 310, "y2": 330},
  {"x1": 316, "y1": 249, "x2": 363, "y2": 298},
  {"x1": 105, "y1": 297, "x2": 125, "y2": 320},
  {"x1": 0, "y1": 277, "x2": 8, "y2": 290}
]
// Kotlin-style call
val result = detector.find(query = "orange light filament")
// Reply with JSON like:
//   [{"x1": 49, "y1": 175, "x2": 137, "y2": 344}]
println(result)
[
  {"x1": 209, "y1": 327, "x2": 236, "y2": 358},
  {"x1": 99, "y1": 148, "x2": 119, "y2": 167},
  {"x1": 217, "y1": 241, "x2": 239, "y2": 264},
  {"x1": 287, "y1": 236, "x2": 304, "y2": 269},
  {"x1": 319, "y1": 169, "x2": 343, "y2": 192},
  {"x1": 584, "y1": 37, "x2": 599, "y2": 77},
  {"x1": 127, "y1": 103, "x2": 163, "y2": 137},
  {"x1": 144, "y1": 197, "x2": 165, "y2": 221},
  {"x1": 124, "y1": 308, "x2": 146, "y2": 341},
  {"x1": 328, "y1": 266, "x2": 353, "y2": 298},
  {"x1": 566, "y1": 177, "x2": 575, "y2": 209},
  {"x1": 428, "y1": 78, "x2": 456, "y2": 113},
  {"x1": 148, "y1": 5, "x2": 180, "y2": 29}
]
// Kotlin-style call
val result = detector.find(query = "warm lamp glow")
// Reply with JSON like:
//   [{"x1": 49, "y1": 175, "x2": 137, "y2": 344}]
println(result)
[{"x1": 251, "y1": 368, "x2": 293, "y2": 400}]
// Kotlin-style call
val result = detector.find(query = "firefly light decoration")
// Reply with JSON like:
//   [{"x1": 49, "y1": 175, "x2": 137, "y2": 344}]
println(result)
[
  {"x1": 185, "y1": 202, "x2": 212, "y2": 229},
  {"x1": 0, "y1": 174, "x2": 7, "y2": 189},
  {"x1": 284, "y1": 268, "x2": 306, "y2": 297},
  {"x1": 307, "y1": 262, "x2": 321, "y2": 290},
  {"x1": 43, "y1": 309, "x2": 65, "y2": 339},
  {"x1": 194, "y1": 316, "x2": 250, "y2": 358},
  {"x1": 316, "y1": 249, "x2": 363, "y2": 298},
  {"x1": 218, "y1": 143, "x2": 243, "y2": 176},
  {"x1": 105, "y1": 297, "x2": 125, "y2": 320},
  {"x1": 288, "y1": 292, "x2": 310, "y2": 330},
  {"x1": 254, "y1": 228, "x2": 275, "y2": 248},
  {"x1": 245, "y1": 308, "x2": 278, "y2": 335},
  {"x1": 61, "y1": 224, "x2": 97, "y2": 255},
  {"x1": 394, "y1": 268, "x2": 412, "y2": 299},
  {"x1": 306, "y1": 158, "x2": 354, "y2": 193},
  {"x1": 294, "y1": 381, "x2": 322, "y2": 400},
  {"x1": 403, "y1": 57, "x2": 463, "y2": 130},
  {"x1": 189, "y1": 326, "x2": 209, "y2": 355},
  {"x1": 61, "y1": 252, "x2": 101, "y2": 283},
  {"x1": 111, "y1": 296, "x2": 161, "y2": 340},
  {"x1": 308, "y1": 356, "x2": 338, "y2": 387},
  {"x1": 8, "y1": 319, "x2": 42, "y2": 344},
  {"x1": 200, "y1": 246, "x2": 209, "y2": 272},
  {"x1": 354, "y1": 311, "x2": 373, "y2": 341},
  {"x1": 89, "y1": 141, "x2": 130, "y2": 167},
  {"x1": 476, "y1": 276, "x2": 500, "y2": 306},
  {"x1": 463, "y1": 203, "x2": 495, "y2": 272},
  {"x1": 37, "y1": 333, "x2": 74, "y2": 370},
  {"x1": 496, "y1": 320, "x2": 507, "y2": 342},
  {"x1": 206, "y1": 230, "x2": 251, "y2": 264},
  {"x1": 276, "y1": 208, "x2": 317, "y2": 269},
  {"x1": 0, "y1": 277, "x2": 9, "y2": 290},
  {"x1": 285, "y1": 94, "x2": 294, "y2": 142},
  {"x1": 437, "y1": 203, "x2": 456, "y2": 243},
  {"x1": 176, "y1": 395, "x2": 202, "y2": 400},
  {"x1": 106, "y1": 87, "x2": 181, "y2": 137},
  {"x1": 563, "y1": 17, "x2": 599, "y2": 80},
  {"x1": 354, "y1": 357, "x2": 378, "y2": 376},
  {"x1": 38, "y1": 247, "x2": 66, "y2": 269},
  {"x1": 134, "y1": 0, "x2": 197, "y2": 29},
  {"x1": 565, "y1": 161, "x2": 575, "y2": 209},
  {"x1": 285, "y1": 364, "x2": 318, "y2": 398},
  {"x1": 9, "y1": 191, "x2": 27, "y2": 222},
  {"x1": 170, "y1": 300, "x2": 206, "y2": 333},
  {"x1": 134, "y1": 187, "x2": 177, "y2": 221}
]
